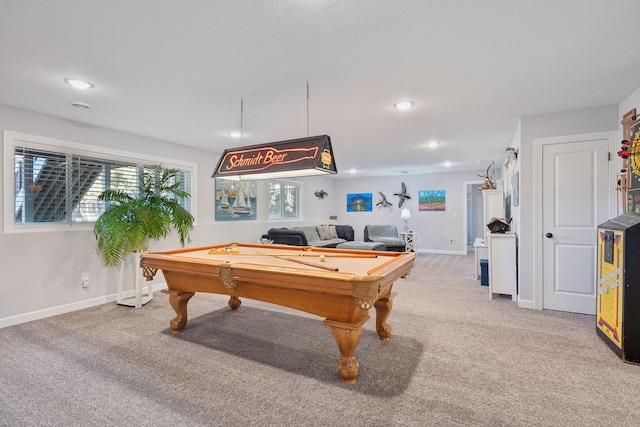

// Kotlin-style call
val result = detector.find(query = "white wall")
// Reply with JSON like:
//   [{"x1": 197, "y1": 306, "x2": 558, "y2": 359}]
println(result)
[
  {"x1": 619, "y1": 87, "x2": 640, "y2": 144},
  {"x1": 517, "y1": 105, "x2": 619, "y2": 308},
  {"x1": 0, "y1": 104, "x2": 336, "y2": 327},
  {"x1": 332, "y1": 170, "x2": 488, "y2": 254}
]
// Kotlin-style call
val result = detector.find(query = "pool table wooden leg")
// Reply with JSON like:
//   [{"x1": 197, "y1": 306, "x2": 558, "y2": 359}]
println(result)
[
  {"x1": 324, "y1": 317, "x2": 369, "y2": 384},
  {"x1": 162, "y1": 289, "x2": 195, "y2": 333},
  {"x1": 228, "y1": 295, "x2": 241, "y2": 310},
  {"x1": 374, "y1": 296, "x2": 393, "y2": 341}
]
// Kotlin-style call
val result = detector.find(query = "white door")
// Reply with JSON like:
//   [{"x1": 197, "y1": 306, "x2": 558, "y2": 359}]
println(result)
[{"x1": 542, "y1": 134, "x2": 611, "y2": 315}]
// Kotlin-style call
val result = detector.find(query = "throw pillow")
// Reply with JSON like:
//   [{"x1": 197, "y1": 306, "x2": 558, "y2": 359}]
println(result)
[
  {"x1": 317, "y1": 225, "x2": 333, "y2": 240},
  {"x1": 328, "y1": 225, "x2": 338, "y2": 239}
]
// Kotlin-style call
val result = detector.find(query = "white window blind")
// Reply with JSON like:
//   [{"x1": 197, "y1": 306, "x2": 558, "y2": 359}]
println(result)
[
  {"x1": 268, "y1": 180, "x2": 301, "y2": 219},
  {"x1": 14, "y1": 147, "x2": 68, "y2": 224},
  {"x1": 6, "y1": 131, "x2": 195, "y2": 231}
]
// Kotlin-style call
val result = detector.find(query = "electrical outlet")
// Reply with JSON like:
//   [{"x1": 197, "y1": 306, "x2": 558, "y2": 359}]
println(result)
[
  {"x1": 81, "y1": 272, "x2": 89, "y2": 288},
  {"x1": 450, "y1": 239, "x2": 454, "y2": 244}
]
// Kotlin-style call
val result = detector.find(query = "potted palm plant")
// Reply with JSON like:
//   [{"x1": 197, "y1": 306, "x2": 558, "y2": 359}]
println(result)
[{"x1": 94, "y1": 164, "x2": 194, "y2": 307}]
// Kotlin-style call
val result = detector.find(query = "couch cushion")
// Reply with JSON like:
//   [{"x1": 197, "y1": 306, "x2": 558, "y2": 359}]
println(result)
[
  {"x1": 366, "y1": 225, "x2": 399, "y2": 238},
  {"x1": 263, "y1": 228, "x2": 307, "y2": 246},
  {"x1": 316, "y1": 225, "x2": 335, "y2": 240},
  {"x1": 334, "y1": 225, "x2": 354, "y2": 241},
  {"x1": 372, "y1": 236, "x2": 405, "y2": 247},
  {"x1": 294, "y1": 226, "x2": 321, "y2": 243},
  {"x1": 337, "y1": 241, "x2": 386, "y2": 251},
  {"x1": 307, "y1": 238, "x2": 346, "y2": 247},
  {"x1": 267, "y1": 228, "x2": 300, "y2": 236}
]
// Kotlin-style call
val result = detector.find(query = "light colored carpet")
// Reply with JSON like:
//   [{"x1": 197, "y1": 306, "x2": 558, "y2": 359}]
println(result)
[{"x1": 1, "y1": 253, "x2": 639, "y2": 426}]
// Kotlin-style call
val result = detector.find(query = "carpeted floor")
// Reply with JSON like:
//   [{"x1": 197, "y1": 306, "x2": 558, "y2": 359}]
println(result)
[{"x1": 1, "y1": 253, "x2": 639, "y2": 426}]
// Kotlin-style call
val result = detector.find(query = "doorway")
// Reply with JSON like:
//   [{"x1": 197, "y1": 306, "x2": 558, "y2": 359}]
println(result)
[{"x1": 463, "y1": 180, "x2": 484, "y2": 254}]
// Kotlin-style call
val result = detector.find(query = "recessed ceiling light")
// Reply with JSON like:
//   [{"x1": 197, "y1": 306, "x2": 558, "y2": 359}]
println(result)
[
  {"x1": 427, "y1": 141, "x2": 440, "y2": 148},
  {"x1": 228, "y1": 131, "x2": 242, "y2": 138},
  {"x1": 64, "y1": 78, "x2": 94, "y2": 90},
  {"x1": 443, "y1": 161, "x2": 452, "y2": 167},
  {"x1": 70, "y1": 101, "x2": 91, "y2": 110},
  {"x1": 349, "y1": 169, "x2": 357, "y2": 174},
  {"x1": 394, "y1": 101, "x2": 414, "y2": 110}
]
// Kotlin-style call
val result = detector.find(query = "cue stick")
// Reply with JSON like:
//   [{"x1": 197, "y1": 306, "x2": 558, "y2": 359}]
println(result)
[
  {"x1": 275, "y1": 256, "x2": 339, "y2": 271},
  {"x1": 253, "y1": 251, "x2": 339, "y2": 271},
  {"x1": 300, "y1": 253, "x2": 377, "y2": 258}
]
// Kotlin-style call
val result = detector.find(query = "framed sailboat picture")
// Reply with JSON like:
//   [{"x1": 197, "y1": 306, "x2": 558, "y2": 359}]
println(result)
[{"x1": 215, "y1": 179, "x2": 257, "y2": 221}]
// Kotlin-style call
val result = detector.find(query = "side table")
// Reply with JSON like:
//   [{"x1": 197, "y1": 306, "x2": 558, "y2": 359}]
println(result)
[{"x1": 400, "y1": 231, "x2": 417, "y2": 252}]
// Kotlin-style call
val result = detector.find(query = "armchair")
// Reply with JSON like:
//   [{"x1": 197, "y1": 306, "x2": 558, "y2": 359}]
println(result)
[{"x1": 364, "y1": 225, "x2": 406, "y2": 252}]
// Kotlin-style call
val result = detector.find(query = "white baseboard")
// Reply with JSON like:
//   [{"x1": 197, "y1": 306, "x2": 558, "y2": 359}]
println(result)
[
  {"x1": 517, "y1": 298, "x2": 537, "y2": 310},
  {"x1": 0, "y1": 283, "x2": 167, "y2": 329}
]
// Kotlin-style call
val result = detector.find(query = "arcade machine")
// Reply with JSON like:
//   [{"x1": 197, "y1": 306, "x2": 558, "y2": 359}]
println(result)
[{"x1": 596, "y1": 213, "x2": 640, "y2": 364}]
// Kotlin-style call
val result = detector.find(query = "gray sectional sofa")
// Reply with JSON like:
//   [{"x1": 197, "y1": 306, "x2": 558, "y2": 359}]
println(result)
[{"x1": 261, "y1": 225, "x2": 354, "y2": 248}]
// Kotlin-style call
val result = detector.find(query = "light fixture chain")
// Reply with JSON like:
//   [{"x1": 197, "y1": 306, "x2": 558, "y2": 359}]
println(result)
[{"x1": 306, "y1": 80, "x2": 309, "y2": 137}]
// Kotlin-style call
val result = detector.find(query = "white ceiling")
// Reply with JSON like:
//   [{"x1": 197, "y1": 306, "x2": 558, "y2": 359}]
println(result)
[{"x1": 2, "y1": 0, "x2": 640, "y2": 178}]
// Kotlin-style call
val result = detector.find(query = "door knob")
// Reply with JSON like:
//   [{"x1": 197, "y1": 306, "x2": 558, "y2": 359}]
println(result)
[{"x1": 546, "y1": 233, "x2": 553, "y2": 238}]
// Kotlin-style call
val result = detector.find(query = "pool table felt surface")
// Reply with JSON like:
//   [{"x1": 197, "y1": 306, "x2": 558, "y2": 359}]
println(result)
[{"x1": 175, "y1": 244, "x2": 403, "y2": 275}]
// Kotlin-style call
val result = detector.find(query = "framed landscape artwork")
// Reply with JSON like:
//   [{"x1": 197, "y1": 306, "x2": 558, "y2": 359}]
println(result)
[
  {"x1": 418, "y1": 190, "x2": 446, "y2": 211},
  {"x1": 346, "y1": 193, "x2": 373, "y2": 212}
]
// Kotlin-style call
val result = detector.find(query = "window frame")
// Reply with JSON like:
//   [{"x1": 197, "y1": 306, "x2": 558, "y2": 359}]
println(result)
[
  {"x1": 3, "y1": 130, "x2": 198, "y2": 233},
  {"x1": 267, "y1": 179, "x2": 303, "y2": 221}
]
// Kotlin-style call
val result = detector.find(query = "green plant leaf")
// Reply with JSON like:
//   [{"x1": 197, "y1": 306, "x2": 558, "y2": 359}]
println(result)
[{"x1": 93, "y1": 164, "x2": 194, "y2": 268}]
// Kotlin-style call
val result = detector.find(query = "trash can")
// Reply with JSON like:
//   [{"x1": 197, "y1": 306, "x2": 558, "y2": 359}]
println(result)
[{"x1": 480, "y1": 259, "x2": 489, "y2": 286}]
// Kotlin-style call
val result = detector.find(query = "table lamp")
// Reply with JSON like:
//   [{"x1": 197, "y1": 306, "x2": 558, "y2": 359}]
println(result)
[{"x1": 400, "y1": 208, "x2": 411, "y2": 232}]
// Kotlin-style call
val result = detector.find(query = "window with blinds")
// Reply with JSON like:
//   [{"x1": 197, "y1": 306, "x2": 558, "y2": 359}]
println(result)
[
  {"x1": 268, "y1": 180, "x2": 301, "y2": 220},
  {"x1": 6, "y1": 131, "x2": 194, "y2": 230}
]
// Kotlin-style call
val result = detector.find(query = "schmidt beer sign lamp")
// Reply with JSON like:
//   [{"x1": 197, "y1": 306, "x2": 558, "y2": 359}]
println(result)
[{"x1": 211, "y1": 134, "x2": 338, "y2": 180}]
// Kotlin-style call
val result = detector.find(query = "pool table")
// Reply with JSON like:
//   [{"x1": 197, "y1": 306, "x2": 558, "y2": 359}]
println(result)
[{"x1": 140, "y1": 242, "x2": 415, "y2": 383}]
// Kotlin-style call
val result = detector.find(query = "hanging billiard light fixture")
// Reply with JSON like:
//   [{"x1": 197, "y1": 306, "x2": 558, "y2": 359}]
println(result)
[{"x1": 212, "y1": 82, "x2": 338, "y2": 180}]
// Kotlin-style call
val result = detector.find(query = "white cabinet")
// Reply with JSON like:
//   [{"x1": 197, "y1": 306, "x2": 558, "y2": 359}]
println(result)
[
  {"x1": 482, "y1": 189, "x2": 504, "y2": 238},
  {"x1": 487, "y1": 233, "x2": 517, "y2": 301}
]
